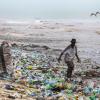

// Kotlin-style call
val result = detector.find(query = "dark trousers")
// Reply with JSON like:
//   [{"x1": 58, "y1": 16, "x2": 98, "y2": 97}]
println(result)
[{"x1": 65, "y1": 61, "x2": 74, "y2": 78}]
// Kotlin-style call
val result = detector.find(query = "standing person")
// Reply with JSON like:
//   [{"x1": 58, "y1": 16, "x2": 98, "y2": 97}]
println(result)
[
  {"x1": 0, "y1": 41, "x2": 13, "y2": 77},
  {"x1": 0, "y1": 42, "x2": 7, "y2": 74},
  {"x1": 58, "y1": 39, "x2": 81, "y2": 81}
]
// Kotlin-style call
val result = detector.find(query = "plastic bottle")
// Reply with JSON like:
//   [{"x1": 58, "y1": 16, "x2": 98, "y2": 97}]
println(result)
[{"x1": 89, "y1": 95, "x2": 96, "y2": 100}]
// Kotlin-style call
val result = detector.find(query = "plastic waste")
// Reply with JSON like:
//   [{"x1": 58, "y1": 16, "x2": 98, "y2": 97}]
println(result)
[
  {"x1": 89, "y1": 95, "x2": 96, "y2": 100},
  {"x1": 5, "y1": 45, "x2": 99, "y2": 99},
  {"x1": 5, "y1": 84, "x2": 15, "y2": 90},
  {"x1": 8, "y1": 95, "x2": 16, "y2": 99}
]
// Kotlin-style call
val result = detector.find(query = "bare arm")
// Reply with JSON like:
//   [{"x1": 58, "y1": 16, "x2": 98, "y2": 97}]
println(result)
[
  {"x1": 75, "y1": 46, "x2": 81, "y2": 62},
  {"x1": 58, "y1": 46, "x2": 69, "y2": 62}
]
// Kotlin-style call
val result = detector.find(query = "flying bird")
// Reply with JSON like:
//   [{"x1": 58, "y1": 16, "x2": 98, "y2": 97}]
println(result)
[
  {"x1": 90, "y1": 11, "x2": 100, "y2": 16},
  {"x1": 96, "y1": 11, "x2": 100, "y2": 15},
  {"x1": 90, "y1": 13, "x2": 97, "y2": 16}
]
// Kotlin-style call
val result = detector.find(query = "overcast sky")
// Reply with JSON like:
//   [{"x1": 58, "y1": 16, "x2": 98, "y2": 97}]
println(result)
[{"x1": 0, "y1": 0, "x2": 100, "y2": 19}]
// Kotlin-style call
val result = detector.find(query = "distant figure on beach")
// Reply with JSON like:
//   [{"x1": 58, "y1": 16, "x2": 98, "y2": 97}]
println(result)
[
  {"x1": 0, "y1": 42, "x2": 7, "y2": 74},
  {"x1": 58, "y1": 39, "x2": 81, "y2": 81},
  {"x1": 0, "y1": 41, "x2": 13, "y2": 77}
]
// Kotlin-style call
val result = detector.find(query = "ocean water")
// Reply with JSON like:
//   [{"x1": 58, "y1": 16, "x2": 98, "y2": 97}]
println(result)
[{"x1": 3, "y1": 18, "x2": 100, "y2": 25}]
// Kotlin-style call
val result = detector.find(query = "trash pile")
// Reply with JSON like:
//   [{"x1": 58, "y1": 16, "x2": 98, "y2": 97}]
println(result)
[
  {"x1": 74, "y1": 59, "x2": 100, "y2": 78},
  {"x1": 0, "y1": 44, "x2": 100, "y2": 99}
]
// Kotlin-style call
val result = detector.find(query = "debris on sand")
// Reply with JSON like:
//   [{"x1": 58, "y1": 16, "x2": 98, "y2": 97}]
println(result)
[{"x1": 0, "y1": 42, "x2": 100, "y2": 99}]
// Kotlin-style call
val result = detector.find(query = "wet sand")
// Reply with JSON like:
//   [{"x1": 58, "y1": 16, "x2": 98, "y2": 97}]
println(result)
[{"x1": 0, "y1": 19, "x2": 100, "y2": 64}]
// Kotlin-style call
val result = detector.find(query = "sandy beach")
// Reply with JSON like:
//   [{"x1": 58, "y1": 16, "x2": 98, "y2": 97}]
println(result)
[
  {"x1": 0, "y1": 19, "x2": 100, "y2": 99},
  {"x1": 0, "y1": 19, "x2": 100, "y2": 64}
]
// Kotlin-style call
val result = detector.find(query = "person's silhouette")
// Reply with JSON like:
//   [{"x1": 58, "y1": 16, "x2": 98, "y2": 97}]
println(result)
[{"x1": 58, "y1": 39, "x2": 81, "y2": 81}]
